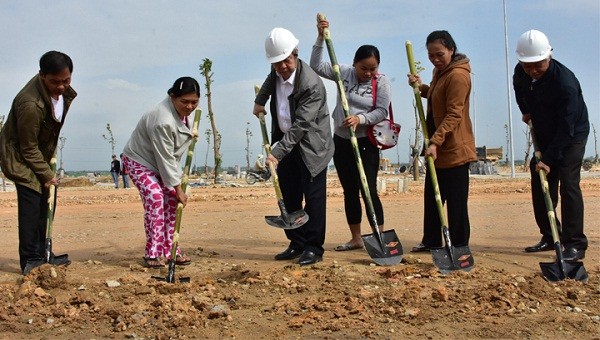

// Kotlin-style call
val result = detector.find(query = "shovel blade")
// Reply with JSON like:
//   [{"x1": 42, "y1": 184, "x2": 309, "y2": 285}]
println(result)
[
  {"x1": 265, "y1": 210, "x2": 309, "y2": 230},
  {"x1": 431, "y1": 245, "x2": 474, "y2": 274},
  {"x1": 362, "y1": 229, "x2": 403, "y2": 266},
  {"x1": 540, "y1": 261, "x2": 588, "y2": 282},
  {"x1": 151, "y1": 261, "x2": 191, "y2": 283}
]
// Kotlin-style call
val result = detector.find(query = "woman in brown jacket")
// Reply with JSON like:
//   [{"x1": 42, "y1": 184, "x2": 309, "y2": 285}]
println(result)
[{"x1": 408, "y1": 30, "x2": 477, "y2": 252}]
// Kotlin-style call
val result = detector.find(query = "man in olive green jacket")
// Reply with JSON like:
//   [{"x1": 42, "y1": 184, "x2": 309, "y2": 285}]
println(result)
[{"x1": 0, "y1": 51, "x2": 77, "y2": 274}]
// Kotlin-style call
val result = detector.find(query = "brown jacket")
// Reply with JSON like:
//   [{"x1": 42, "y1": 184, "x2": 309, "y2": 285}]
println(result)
[
  {"x1": 420, "y1": 54, "x2": 476, "y2": 168},
  {"x1": 0, "y1": 75, "x2": 77, "y2": 192}
]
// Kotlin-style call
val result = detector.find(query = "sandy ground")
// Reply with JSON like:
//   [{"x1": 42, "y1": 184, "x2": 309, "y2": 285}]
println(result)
[{"x1": 0, "y1": 172, "x2": 598, "y2": 339}]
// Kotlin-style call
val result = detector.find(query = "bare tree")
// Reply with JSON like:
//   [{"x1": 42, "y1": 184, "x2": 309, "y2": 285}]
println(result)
[
  {"x1": 523, "y1": 128, "x2": 532, "y2": 171},
  {"x1": 204, "y1": 128, "x2": 212, "y2": 178},
  {"x1": 245, "y1": 122, "x2": 252, "y2": 170},
  {"x1": 102, "y1": 123, "x2": 116, "y2": 156},
  {"x1": 200, "y1": 59, "x2": 222, "y2": 183},
  {"x1": 592, "y1": 123, "x2": 598, "y2": 166},
  {"x1": 409, "y1": 100, "x2": 423, "y2": 180},
  {"x1": 58, "y1": 135, "x2": 66, "y2": 177},
  {"x1": 0, "y1": 115, "x2": 5, "y2": 191}
]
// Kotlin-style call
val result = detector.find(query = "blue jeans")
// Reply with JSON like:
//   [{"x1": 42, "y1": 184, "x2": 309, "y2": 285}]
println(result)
[{"x1": 110, "y1": 171, "x2": 119, "y2": 188}]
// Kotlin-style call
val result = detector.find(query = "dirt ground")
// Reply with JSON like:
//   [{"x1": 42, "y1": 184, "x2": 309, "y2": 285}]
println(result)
[{"x1": 0, "y1": 171, "x2": 598, "y2": 339}]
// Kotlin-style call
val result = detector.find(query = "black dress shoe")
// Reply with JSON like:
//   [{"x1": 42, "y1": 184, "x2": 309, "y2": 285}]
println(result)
[
  {"x1": 562, "y1": 247, "x2": 585, "y2": 261},
  {"x1": 297, "y1": 251, "x2": 322, "y2": 266},
  {"x1": 410, "y1": 243, "x2": 430, "y2": 253},
  {"x1": 524, "y1": 240, "x2": 553, "y2": 252},
  {"x1": 274, "y1": 247, "x2": 302, "y2": 261}
]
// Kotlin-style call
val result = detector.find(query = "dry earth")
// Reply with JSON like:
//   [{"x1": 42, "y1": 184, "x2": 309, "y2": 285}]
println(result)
[{"x1": 0, "y1": 172, "x2": 599, "y2": 339}]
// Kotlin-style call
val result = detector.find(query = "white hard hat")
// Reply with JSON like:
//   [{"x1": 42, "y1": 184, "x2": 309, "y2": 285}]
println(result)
[
  {"x1": 258, "y1": 154, "x2": 264, "y2": 159},
  {"x1": 516, "y1": 29, "x2": 552, "y2": 63},
  {"x1": 265, "y1": 27, "x2": 299, "y2": 63}
]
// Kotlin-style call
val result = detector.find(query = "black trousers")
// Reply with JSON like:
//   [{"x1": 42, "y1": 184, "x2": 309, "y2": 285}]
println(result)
[
  {"x1": 16, "y1": 184, "x2": 49, "y2": 272},
  {"x1": 277, "y1": 147, "x2": 327, "y2": 256},
  {"x1": 422, "y1": 163, "x2": 471, "y2": 248},
  {"x1": 530, "y1": 139, "x2": 587, "y2": 249},
  {"x1": 333, "y1": 135, "x2": 384, "y2": 227}
]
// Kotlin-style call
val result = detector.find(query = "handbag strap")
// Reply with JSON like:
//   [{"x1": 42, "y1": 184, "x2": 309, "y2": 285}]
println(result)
[{"x1": 371, "y1": 75, "x2": 395, "y2": 123}]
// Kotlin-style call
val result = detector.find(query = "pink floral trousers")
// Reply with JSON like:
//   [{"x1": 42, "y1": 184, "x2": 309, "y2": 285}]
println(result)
[{"x1": 122, "y1": 155, "x2": 181, "y2": 260}]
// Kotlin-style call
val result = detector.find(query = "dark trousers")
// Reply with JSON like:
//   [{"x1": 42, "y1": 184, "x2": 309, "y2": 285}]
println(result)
[
  {"x1": 422, "y1": 163, "x2": 471, "y2": 247},
  {"x1": 277, "y1": 147, "x2": 327, "y2": 256},
  {"x1": 16, "y1": 184, "x2": 49, "y2": 272},
  {"x1": 530, "y1": 140, "x2": 587, "y2": 249},
  {"x1": 333, "y1": 135, "x2": 384, "y2": 226}
]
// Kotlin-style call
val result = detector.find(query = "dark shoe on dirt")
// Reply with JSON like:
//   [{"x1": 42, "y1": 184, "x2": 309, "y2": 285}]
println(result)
[
  {"x1": 524, "y1": 240, "x2": 553, "y2": 252},
  {"x1": 143, "y1": 257, "x2": 165, "y2": 268},
  {"x1": 50, "y1": 254, "x2": 71, "y2": 266},
  {"x1": 562, "y1": 248, "x2": 585, "y2": 261},
  {"x1": 297, "y1": 251, "x2": 322, "y2": 266},
  {"x1": 410, "y1": 243, "x2": 430, "y2": 253},
  {"x1": 22, "y1": 258, "x2": 45, "y2": 275},
  {"x1": 274, "y1": 247, "x2": 302, "y2": 260}
]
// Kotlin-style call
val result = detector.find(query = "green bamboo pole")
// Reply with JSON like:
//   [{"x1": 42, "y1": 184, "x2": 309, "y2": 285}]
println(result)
[
  {"x1": 528, "y1": 122, "x2": 564, "y2": 272},
  {"x1": 319, "y1": 13, "x2": 384, "y2": 246},
  {"x1": 168, "y1": 109, "x2": 202, "y2": 265},
  {"x1": 254, "y1": 86, "x2": 285, "y2": 210},
  {"x1": 405, "y1": 41, "x2": 449, "y2": 234}
]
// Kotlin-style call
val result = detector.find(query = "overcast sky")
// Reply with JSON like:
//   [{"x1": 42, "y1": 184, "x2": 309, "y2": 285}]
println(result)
[{"x1": 0, "y1": 0, "x2": 598, "y2": 171}]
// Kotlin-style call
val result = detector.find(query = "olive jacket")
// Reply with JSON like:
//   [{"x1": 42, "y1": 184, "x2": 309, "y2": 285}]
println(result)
[
  {"x1": 419, "y1": 54, "x2": 476, "y2": 168},
  {"x1": 0, "y1": 75, "x2": 77, "y2": 193}
]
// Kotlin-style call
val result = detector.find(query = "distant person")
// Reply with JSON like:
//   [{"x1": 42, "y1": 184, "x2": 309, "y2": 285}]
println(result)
[
  {"x1": 513, "y1": 29, "x2": 589, "y2": 260},
  {"x1": 407, "y1": 30, "x2": 477, "y2": 253},
  {"x1": 254, "y1": 27, "x2": 334, "y2": 265},
  {"x1": 110, "y1": 154, "x2": 120, "y2": 188},
  {"x1": 254, "y1": 154, "x2": 270, "y2": 179},
  {"x1": 122, "y1": 77, "x2": 199, "y2": 268},
  {"x1": 310, "y1": 16, "x2": 390, "y2": 252},
  {"x1": 0, "y1": 51, "x2": 76, "y2": 274},
  {"x1": 120, "y1": 153, "x2": 130, "y2": 189}
]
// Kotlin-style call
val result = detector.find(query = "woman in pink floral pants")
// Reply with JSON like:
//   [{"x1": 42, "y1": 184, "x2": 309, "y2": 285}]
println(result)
[{"x1": 122, "y1": 77, "x2": 200, "y2": 268}]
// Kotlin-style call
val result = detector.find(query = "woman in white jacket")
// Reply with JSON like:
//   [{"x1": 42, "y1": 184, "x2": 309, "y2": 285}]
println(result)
[{"x1": 122, "y1": 77, "x2": 199, "y2": 268}]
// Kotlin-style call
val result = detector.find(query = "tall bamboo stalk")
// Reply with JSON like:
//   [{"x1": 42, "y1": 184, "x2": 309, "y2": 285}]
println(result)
[
  {"x1": 168, "y1": 109, "x2": 201, "y2": 263},
  {"x1": 200, "y1": 59, "x2": 222, "y2": 183}
]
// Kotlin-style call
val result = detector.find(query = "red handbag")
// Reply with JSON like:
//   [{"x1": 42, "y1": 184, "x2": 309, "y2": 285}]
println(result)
[{"x1": 367, "y1": 75, "x2": 401, "y2": 150}]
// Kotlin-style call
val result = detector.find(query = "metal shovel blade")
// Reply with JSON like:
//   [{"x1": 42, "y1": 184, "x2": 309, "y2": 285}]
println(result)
[
  {"x1": 49, "y1": 253, "x2": 71, "y2": 266},
  {"x1": 540, "y1": 261, "x2": 588, "y2": 282},
  {"x1": 431, "y1": 245, "x2": 474, "y2": 275},
  {"x1": 362, "y1": 229, "x2": 403, "y2": 266},
  {"x1": 152, "y1": 261, "x2": 190, "y2": 283},
  {"x1": 265, "y1": 210, "x2": 309, "y2": 230}
]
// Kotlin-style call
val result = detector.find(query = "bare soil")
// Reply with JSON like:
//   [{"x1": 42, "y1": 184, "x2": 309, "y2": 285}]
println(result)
[{"x1": 0, "y1": 173, "x2": 598, "y2": 339}]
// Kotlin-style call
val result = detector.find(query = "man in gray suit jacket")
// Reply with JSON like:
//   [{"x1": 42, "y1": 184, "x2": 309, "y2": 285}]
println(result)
[{"x1": 254, "y1": 27, "x2": 334, "y2": 265}]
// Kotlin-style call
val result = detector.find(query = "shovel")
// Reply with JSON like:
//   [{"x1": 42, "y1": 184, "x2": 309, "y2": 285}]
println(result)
[
  {"x1": 152, "y1": 108, "x2": 201, "y2": 283},
  {"x1": 529, "y1": 123, "x2": 587, "y2": 282},
  {"x1": 254, "y1": 85, "x2": 308, "y2": 230},
  {"x1": 23, "y1": 154, "x2": 70, "y2": 275},
  {"x1": 406, "y1": 41, "x2": 474, "y2": 274},
  {"x1": 319, "y1": 13, "x2": 402, "y2": 265}
]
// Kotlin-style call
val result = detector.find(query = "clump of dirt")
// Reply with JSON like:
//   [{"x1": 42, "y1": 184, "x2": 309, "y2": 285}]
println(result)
[
  {"x1": 0, "y1": 260, "x2": 597, "y2": 339},
  {"x1": 23, "y1": 264, "x2": 69, "y2": 290}
]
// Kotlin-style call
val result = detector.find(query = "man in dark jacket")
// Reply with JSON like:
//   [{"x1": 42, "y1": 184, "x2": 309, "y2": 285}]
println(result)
[
  {"x1": 513, "y1": 30, "x2": 589, "y2": 261},
  {"x1": 0, "y1": 51, "x2": 77, "y2": 274},
  {"x1": 254, "y1": 27, "x2": 334, "y2": 266}
]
